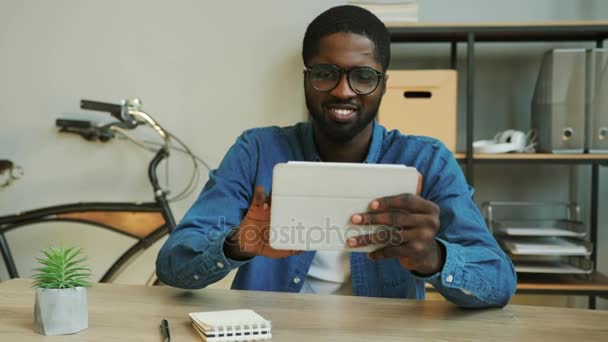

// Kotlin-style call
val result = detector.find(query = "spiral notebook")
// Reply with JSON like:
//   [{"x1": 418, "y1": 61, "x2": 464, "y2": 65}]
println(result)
[{"x1": 188, "y1": 309, "x2": 272, "y2": 342}]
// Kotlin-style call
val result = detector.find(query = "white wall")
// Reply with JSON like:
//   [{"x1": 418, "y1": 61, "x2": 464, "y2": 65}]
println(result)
[
  {"x1": 0, "y1": 0, "x2": 341, "y2": 283},
  {"x1": 0, "y1": 0, "x2": 606, "y2": 309},
  {"x1": 583, "y1": 0, "x2": 608, "y2": 20},
  {"x1": 420, "y1": 0, "x2": 587, "y2": 22}
]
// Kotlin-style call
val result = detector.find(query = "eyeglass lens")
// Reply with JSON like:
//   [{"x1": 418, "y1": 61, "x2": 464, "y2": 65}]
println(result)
[{"x1": 309, "y1": 65, "x2": 380, "y2": 95}]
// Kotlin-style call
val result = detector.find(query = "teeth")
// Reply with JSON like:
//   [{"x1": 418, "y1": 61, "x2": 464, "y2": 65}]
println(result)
[{"x1": 330, "y1": 108, "x2": 355, "y2": 117}]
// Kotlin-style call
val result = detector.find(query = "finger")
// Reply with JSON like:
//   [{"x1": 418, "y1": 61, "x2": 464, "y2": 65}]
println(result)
[
  {"x1": 368, "y1": 241, "x2": 427, "y2": 260},
  {"x1": 245, "y1": 203, "x2": 270, "y2": 221},
  {"x1": 347, "y1": 229, "x2": 414, "y2": 248},
  {"x1": 370, "y1": 193, "x2": 439, "y2": 214},
  {"x1": 368, "y1": 244, "x2": 409, "y2": 260},
  {"x1": 251, "y1": 186, "x2": 268, "y2": 207},
  {"x1": 247, "y1": 186, "x2": 270, "y2": 220},
  {"x1": 415, "y1": 172, "x2": 423, "y2": 195},
  {"x1": 261, "y1": 245, "x2": 302, "y2": 258},
  {"x1": 352, "y1": 211, "x2": 428, "y2": 228},
  {"x1": 235, "y1": 225, "x2": 265, "y2": 247},
  {"x1": 368, "y1": 243, "x2": 432, "y2": 272}
]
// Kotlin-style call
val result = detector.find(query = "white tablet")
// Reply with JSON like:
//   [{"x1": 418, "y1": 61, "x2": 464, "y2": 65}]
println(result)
[{"x1": 269, "y1": 161, "x2": 421, "y2": 252}]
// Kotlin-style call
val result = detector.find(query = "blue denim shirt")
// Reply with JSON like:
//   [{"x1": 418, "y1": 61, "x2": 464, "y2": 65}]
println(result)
[{"x1": 156, "y1": 120, "x2": 517, "y2": 308}]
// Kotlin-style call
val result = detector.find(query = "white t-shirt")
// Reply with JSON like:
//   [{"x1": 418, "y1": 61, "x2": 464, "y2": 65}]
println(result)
[{"x1": 300, "y1": 251, "x2": 351, "y2": 295}]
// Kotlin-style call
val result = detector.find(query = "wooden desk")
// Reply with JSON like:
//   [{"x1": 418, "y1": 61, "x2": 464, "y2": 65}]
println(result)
[{"x1": 1, "y1": 279, "x2": 606, "y2": 341}]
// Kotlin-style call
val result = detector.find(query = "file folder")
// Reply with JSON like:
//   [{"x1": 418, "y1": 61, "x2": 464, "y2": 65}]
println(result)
[
  {"x1": 531, "y1": 49, "x2": 586, "y2": 153},
  {"x1": 586, "y1": 48, "x2": 608, "y2": 153}
]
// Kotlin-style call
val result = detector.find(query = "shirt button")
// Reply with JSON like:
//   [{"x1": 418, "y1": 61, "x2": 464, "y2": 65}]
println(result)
[
  {"x1": 193, "y1": 274, "x2": 200, "y2": 280},
  {"x1": 446, "y1": 274, "x2": 454, "y2": 283},
  {"x1": 216, "y1": 261, "x2": 225, "y2": 269},
  {"x1": 293, "y1": 276, "x2": 301, "y2": 284}
]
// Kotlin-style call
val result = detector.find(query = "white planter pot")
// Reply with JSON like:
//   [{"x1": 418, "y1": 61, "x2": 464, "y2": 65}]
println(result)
[{"x1": 33, "y1": 287, "x2": 88, "y2": 336}]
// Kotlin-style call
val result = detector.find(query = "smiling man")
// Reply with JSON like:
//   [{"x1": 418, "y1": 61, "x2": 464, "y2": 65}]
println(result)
[{"x1": 156, "y1": 5, "x2": 516, "y2": 308}]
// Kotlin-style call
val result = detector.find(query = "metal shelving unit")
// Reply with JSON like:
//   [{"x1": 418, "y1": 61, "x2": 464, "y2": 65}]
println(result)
[
  {"x1": 388, "y1": 21, "x2": 608, "y2": 309},
  {"x1": 453, "y1": 153, "x2": 608, "y2": 164}
]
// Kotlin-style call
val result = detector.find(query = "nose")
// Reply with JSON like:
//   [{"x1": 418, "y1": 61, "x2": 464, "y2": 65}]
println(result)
[{"x1": 329, "y1": 73, "x2": 357, "y2": 99}]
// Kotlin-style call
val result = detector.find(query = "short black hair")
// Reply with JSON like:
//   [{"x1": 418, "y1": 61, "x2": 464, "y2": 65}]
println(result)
[{"x1": 302, "y1": 5, "x2": 391, "y2": 71}]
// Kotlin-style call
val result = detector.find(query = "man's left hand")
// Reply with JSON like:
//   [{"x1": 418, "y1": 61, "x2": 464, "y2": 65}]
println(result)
[{"x1": 347, "y1": 193, "x2": 445, "y2": 276}]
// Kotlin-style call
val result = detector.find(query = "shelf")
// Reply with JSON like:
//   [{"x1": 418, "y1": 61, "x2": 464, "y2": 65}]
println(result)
[
  {"x1": 393, "y1": 22, "x2": 606, "y2": 305},
  {"x1": 388, "y1": 21, "x2": 608, "y2": 42},
  {"x1": 453, "y1": 153, "x2": 608, "y2": 164},
  {"x1": 516, "y1": 272, "x2": 608, "y2": 296}
]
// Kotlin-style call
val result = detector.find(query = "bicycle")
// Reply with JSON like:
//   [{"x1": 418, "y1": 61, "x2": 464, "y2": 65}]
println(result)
[{"x1": 0, "y1": 99, "x2": 207, "y2": 284}]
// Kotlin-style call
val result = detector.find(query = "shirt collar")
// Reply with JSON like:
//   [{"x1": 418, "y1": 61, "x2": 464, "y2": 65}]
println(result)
[{"x1": 301, "y1": 119, "x2": 385, "y2": 163}]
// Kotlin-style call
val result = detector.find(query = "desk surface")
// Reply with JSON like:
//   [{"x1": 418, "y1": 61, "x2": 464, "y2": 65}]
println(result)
[{"x1": 1, "y1": 279, "x2": 607, "y2": 341}]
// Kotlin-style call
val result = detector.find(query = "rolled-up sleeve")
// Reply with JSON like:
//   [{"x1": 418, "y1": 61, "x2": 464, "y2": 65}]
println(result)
[
  {"x1": 156, "y1": 131, "x2": 258, "y2": 289},
  {"x1": 413, "y1": 154, "x2": 517, "y2": 308}
]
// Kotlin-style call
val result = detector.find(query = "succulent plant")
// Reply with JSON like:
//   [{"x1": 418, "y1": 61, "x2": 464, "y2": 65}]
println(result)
[{"x1": 32, "y1": 247, "x2": 91, "y2": 289}]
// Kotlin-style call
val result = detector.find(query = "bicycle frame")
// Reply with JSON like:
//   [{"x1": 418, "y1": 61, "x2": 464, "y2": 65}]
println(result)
[
  {"x1": 0, "y1": 202, "x2": 169, "y2": 282},
  {"x1": 0, "y1": 99, "x2": 178, "y2": 283}
]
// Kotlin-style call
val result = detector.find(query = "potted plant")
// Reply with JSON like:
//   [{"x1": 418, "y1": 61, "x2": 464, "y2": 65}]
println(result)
[{"x1": 32, "y1": 246, "x2": 91, "y2": 336}]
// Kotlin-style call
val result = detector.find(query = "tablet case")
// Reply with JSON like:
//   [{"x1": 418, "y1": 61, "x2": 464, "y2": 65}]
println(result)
[{"x1": 269, "y1": 162, "x2": 421, "y2": 252}]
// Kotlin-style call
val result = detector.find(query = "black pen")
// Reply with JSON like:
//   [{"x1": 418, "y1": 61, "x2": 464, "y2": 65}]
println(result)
[{"x1": 160, "y1": 319, "x2": 171, "y2": 342}]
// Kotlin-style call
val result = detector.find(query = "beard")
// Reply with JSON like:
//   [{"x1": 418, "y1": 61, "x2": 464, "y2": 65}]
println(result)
[{"x1": 305, "y1": 95, "x2": 381, "y2": 144}]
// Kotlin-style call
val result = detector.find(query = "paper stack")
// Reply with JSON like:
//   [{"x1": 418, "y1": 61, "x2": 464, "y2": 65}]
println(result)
[{"x1": 347, "y1": 0, "x2": 418, "y2": 24}]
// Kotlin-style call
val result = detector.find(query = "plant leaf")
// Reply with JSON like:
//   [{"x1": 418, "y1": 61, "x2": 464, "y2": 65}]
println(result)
[{"x1": 31, "y1": 246, "x2": 92, "y2": 289}]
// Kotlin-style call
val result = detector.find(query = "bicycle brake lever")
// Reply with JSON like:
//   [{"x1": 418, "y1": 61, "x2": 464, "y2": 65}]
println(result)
[
  {"x1": 58, "y1": 126, "x2": 96, "y2": 141},
  {"x1": 58, "y1": 125, "x2": 115, "y2": 142}
]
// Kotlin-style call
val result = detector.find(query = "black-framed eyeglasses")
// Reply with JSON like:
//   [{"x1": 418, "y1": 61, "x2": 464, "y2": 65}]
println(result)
[{"x1": 304, "y1": 64, "x2": 385, "y2": 95}]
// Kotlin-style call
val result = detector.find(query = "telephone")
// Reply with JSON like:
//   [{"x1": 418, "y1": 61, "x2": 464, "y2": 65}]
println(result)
[{"x1": 473, "y1": 130, "x2": 528, "y2": 154}]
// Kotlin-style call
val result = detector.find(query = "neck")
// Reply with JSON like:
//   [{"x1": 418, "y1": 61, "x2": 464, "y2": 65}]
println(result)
[{"x1": 313, "y1": 122, "x2": 374, "y2": 163}]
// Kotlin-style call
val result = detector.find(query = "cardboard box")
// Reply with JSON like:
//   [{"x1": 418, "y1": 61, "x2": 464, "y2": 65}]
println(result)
[{"x1": 378, "y1": 70, "x2": 458, "y2": 152}]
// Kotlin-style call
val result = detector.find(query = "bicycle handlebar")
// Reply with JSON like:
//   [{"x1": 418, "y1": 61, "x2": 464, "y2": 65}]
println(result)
[
  {"x1": 59, "y1": 98, "x2": 172, "y2": 193},
  {"x1": 80, "y1": 100, "x2": 127, "y2": 122},
  {"x1": 80, "y1": 100, "x2": 122, "y2": 115},
  {"x1": 78, "y1": 99, "x2": 168, "y2": 146},
  {"x1": 52, "y1": 98, "x2": 176, "y2": 229}
]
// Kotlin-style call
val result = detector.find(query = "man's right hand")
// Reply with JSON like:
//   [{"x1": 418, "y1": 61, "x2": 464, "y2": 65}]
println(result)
[{"x1": 223, "y1": 186, "x2": 301, "y2": 260}]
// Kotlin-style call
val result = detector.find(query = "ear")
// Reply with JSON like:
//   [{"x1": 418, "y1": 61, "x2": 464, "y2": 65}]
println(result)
[{"x1": 381, "y1": 73, "x2": 389, "y2": 96}]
